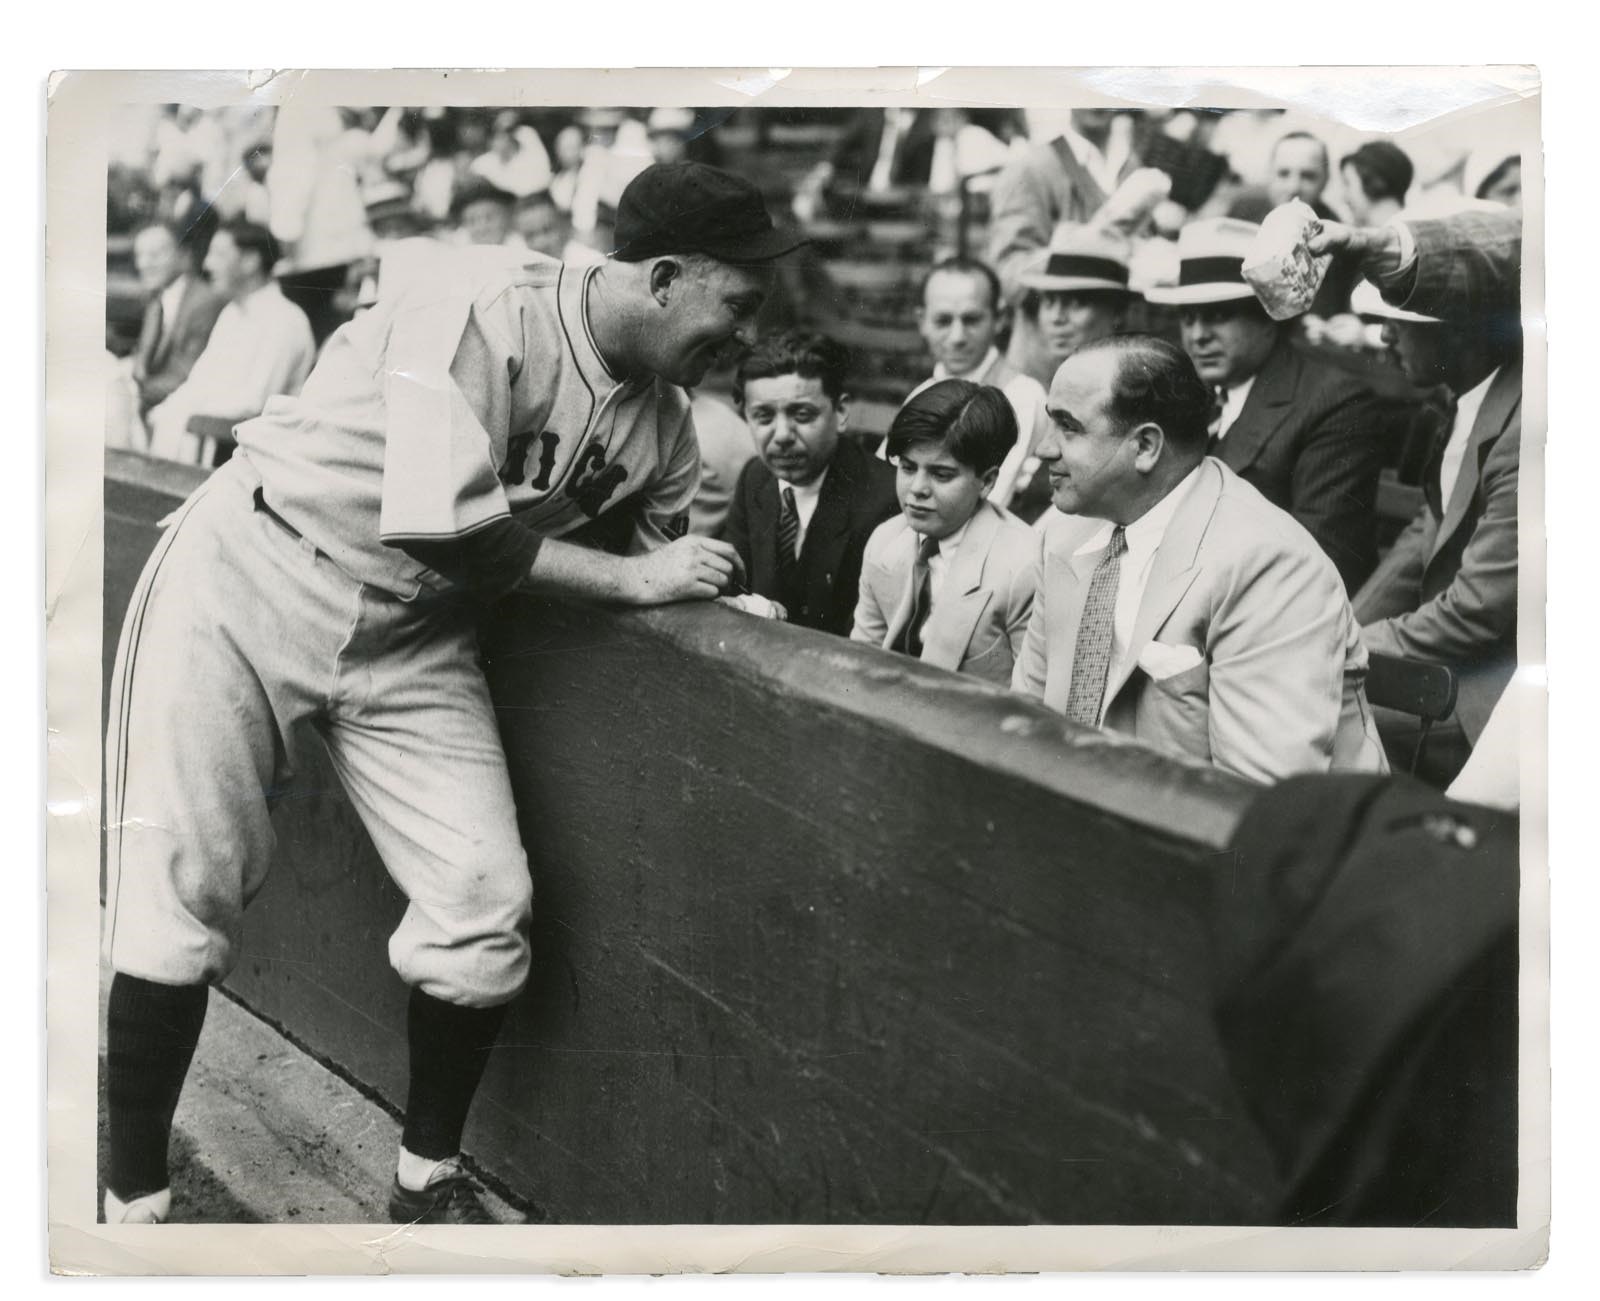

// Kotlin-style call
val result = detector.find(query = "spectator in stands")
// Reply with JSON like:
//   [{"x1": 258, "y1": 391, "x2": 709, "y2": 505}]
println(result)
[
  {"x1": 901, "y1": 256, "x2": 1050, "y2": 519},
  {"x1": 724, "y1": 332, "x2": 899, "y2": 635},
  {"x1": 853, "y1": 380, "x2": 1037, "y2": 684},
  {"x1": 451, "y1": 178, "x2": 520, "y2": 247},
  {"x1": 512, "y1": 189, "x2": 601, "y2": 265},
  {"x1": 470, "y1": 110, "x2": 554, "y2": 199},
  {"x1": 1012, "y1": 335, "x2": 1387, "y2": 783},
  {"x1": 146, "y1": 221, "x2": 316, "y2": 464},
  {"x1": 1333, "y1": 217, "x2": 1521, "y2": 782},
  {"x1": 1007, "y1": 227, "x2": 1139, "y2": 517},
  {"x1": 1230, "y1": 131, "x2": 1356, "y2": 317},
  {"x1": 413, "y1": 116, "x2": 472, "y2": 226},
  {"x1": 989, "y1": 109, "x2": 1145, "y2": 386},
  {"x1": 549, "y1": 124, "x2": 587, "y2": 214},
  {"x1": 1340, "y1": 140, "x2": 1414, "y2": 226},
  {"x1": 129, "y1": 221, "x2": 227, "y2": 420},
  {"x1": 647, "y1": 108, "x2": 696, "y2": 166},
  {"x1": 1146, "y1": 218, "x2": 1386, "y2": 592},
  {"x1": 269, "y1": 104, "x2": 385, "y2": 347}
]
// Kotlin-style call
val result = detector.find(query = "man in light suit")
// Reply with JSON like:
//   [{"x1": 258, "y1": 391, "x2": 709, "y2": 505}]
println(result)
[
  {"x1": 853, "y1": 380, "x2": 1037, "y2": 685},
  {"x1": 1012, "y1": 335, "x2": 1387, "y2": 784},
  {"x1": 725, "y1": 332, "x2": 900, "y2": 636}
]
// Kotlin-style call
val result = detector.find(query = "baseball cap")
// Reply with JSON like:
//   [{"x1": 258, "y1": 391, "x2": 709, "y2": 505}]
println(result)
[{"x1": 612, "y1": 162, "x2": 809, "y2": 265}]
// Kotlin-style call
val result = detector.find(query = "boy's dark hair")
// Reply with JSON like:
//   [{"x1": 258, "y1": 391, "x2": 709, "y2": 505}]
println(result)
[
  {"x1": 734, "y1": 331, "x2": 852, "y2": 409},
  {"x1": 220, "y1": 220, "x2": 281, "y2": 277},
  {"x1": 885, "y1": 379, "x2": 1017, "y2": 476},
  {"x1": 918, "y1": 256, "x2": 1004, "y2": 314}
]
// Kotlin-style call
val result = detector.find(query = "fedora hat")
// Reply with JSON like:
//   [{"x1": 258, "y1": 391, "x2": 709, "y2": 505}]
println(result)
[
  {"x1": 1021, "y1": 224, "x2": 1135, "y2": 294},
  {"x1": 1144, "y1": 217, "x2": 1261, "y2": 306},
  {"x1": 1350, "y1": 278, "x2": 1440, "y2": 323}
]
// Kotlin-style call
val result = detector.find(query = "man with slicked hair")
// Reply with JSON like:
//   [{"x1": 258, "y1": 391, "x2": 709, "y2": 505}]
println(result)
[{"x1": 1013, "y1": 335, "x2": 1386, "y2": 784}]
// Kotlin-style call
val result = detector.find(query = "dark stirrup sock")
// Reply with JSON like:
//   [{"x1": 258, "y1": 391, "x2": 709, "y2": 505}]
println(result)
[
  {"x1": 401, "y1": 988, "x2": 510, "y2": 1161},
  {"x1": 105, "y1": 973, "x2": 210, "y2": 1200}
]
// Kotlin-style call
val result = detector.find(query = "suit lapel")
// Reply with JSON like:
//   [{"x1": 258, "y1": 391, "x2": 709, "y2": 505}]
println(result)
[
  {"x1": 135, "y1": 297, "x2": 162, "y2": 375},
  {"x1": 920, "y1": 506, "x2": 1001, "y2": 670},
  {"x1": 150, "y1": 276, "x2": 196, "y2": 372},
  {"x1": 801, "y1": 446, "x2": 858, "y2": 577},
  {"x1": 1102, "y1": 463, "x2": 1220, "y2": 708},
  {"x1": 1430, "y1": 366, "x2": 1520, "y2": 563},
  {"x1": 1217, "y1": 342, "x2": 1294, "y2": 475},
  {"x1": 881, "y1": 526, "x2": 918, "y2": 648}
]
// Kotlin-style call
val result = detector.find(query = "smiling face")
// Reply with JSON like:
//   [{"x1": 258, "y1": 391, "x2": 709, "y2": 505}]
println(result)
[
  {"x1": 741, "y1": 372, "x2": 843, "y2": 487},
  {"x1": 919, "y1": 268, "x2": 998, "y2": 377},
  {"x1": 1038, "y1": 349, "x2": 1139, "y2": 521},
  {"x1": 655, "y1": 256, "x2": 772, "y2": 387},
  {"x1": 1179, "y1": 301, "x2": 1279, "y2": 388},
  {"x1": 895, "y1": 437, "x2": 994, "y2": 541},
  {"x1": 1037, "y1": 290, "x2": 1125, "y2": 362}
]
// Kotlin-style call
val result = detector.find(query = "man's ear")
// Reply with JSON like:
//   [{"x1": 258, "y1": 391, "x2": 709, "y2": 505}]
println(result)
[
  {"x1": 834, "y1": 391, "x2": 851, "y2": 434},
  {"x1": 978, "y1": 464, "x2": 1000, "y2": 496},
  {"x1": 1131, "y1": 422, "x2": 1166, "y2": 473},
  {"x1": 649, "y1": 257, "x2": 683, "y2": 306}
]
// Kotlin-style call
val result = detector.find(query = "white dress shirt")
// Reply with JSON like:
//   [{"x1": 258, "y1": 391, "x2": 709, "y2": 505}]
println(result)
[
  {"x1": 1439, "y1": 368, "x2": 1499, "y2": 511},
  {"x1": 1212, "y1": 375, "x2": 1257, "y2": 441},
  {"x1": 1072, "y1": 464, "x2": 1206, "y2": 715},
  {"x1": 925, "y1": 516, "x2": 973, "y2": 606},
  {"x1": 778, "y1": 467, "x2": 829, "y2": 553},
  {"x1": 148, "y1": 280, "x2": 316, "y2": 463}
]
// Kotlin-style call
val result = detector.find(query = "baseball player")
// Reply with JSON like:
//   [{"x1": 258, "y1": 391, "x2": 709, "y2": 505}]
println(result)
[{"x1": 102, "y1": 163, "x2": 805, "y2": 1225}]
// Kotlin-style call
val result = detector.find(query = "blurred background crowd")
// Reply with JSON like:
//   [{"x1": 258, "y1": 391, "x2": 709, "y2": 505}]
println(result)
[{"x1": 102, "y1": 98, "x2": 1526, "y2": 586}]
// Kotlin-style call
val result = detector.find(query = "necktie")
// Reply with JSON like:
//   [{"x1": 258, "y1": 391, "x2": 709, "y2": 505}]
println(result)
[
  {"x1": 777, "y1": 487, "x2": 800, "y2": 567},
  {"x1": 140, "y1": 296, "x2": 165, "y2": 375},
  {"x1": 1066, "y1": 526, "x2": 1127, "y2": 727},
  {"x1": 896, "y1": 534, "x2": 939, "y2": 658},
  {"x1": 1206, "y1": 385, "x2": 1227, "y2": 454}
]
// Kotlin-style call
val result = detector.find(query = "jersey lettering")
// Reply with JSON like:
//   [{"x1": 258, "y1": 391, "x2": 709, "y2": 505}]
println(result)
[
  {"x1": 500, "y1": 430, "x2": 562, "y2": 489},
  {"x1": 569, "y1": 441, "x2": 629, "y2": 518}
]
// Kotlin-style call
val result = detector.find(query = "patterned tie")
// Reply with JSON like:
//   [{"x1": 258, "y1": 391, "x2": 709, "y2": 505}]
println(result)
[
  {"x1": 896, "y1": 534, "x2": 939, "y2": 658},
  {"x1": 777, "y1": 486, "x2": 800, "y2": 569},
  {"x1": 1066, "y1": 526, "x2": 1127, "y2": 727}
]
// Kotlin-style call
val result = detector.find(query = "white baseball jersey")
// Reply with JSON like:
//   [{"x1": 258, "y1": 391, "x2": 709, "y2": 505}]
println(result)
[{"x1": 235, "y1": 249, "x2": 700, "y2": 599}]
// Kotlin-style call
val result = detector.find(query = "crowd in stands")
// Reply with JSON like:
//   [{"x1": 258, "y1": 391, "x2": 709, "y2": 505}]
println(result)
[{"x1": 102, "y1": 101, "x2": 1526, "y2": 804}]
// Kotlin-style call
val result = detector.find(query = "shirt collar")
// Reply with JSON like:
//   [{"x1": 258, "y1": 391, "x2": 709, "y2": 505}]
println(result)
[
  {"x1": 560, "y1": 261, "x2": 628, "y2": 392},
  {"x1": 779, "y1": 465, "x2": 828, "y2": 500},
  {"x1": 933, "y1": 347, "x2": 1001, "y2": 384},
  {"x1": 1074, "y1": 462, "x2": 1205, "y2": 558},
  {"x1": 935, "y1": 516, "x2": 972, "y2": 559}
]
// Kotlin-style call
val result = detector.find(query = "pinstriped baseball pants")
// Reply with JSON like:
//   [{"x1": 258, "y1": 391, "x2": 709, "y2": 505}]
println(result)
[{"x1": 103, "y1": 459, "x2": 533, "y2": 1008}]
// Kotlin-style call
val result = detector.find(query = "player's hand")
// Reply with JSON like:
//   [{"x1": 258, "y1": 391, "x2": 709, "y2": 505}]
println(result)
[
  {"x1": 1305, "y1": 220, "x2": 1405, "y2": 280},
  {"x1": 626, "y1": 536, "x2": 746, "y2": 605}
]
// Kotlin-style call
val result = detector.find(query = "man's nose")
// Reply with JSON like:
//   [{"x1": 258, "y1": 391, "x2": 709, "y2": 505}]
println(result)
[{"x1": 732, "y1": 321, "x2": 758, "y2": 350}]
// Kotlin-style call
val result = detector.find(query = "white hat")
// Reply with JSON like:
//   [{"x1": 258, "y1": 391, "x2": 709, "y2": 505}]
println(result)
[
  {"x1": 1143, "y1": 217, "x2": 1261, "y2": 306},
  {"x1": 1021, "y1": 224, "x2": 1135, "y2": 294},
  {"x1": 647, "y1": 107, "x2": 695, "y2": 136},
  {"x1": 1350, "y1": 278, "x2": 1440, "y2": 323}
]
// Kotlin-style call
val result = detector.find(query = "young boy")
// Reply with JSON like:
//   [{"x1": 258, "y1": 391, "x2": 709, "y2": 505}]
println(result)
[{"x1": 852, "y1": 379, "x2": 1038, "y2": 685}]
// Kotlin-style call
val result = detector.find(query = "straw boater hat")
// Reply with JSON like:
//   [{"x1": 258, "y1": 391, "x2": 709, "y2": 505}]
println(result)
[
  {"x1": 1349, "y1": 278, "x2": 1440, "y2": 323},
  {"x1": 1021, "y1": 225, "x2": 1135, "y2": 294},
  {"x1": 1143, "y1": 217, "x2": 1261, "y2": 306}
]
